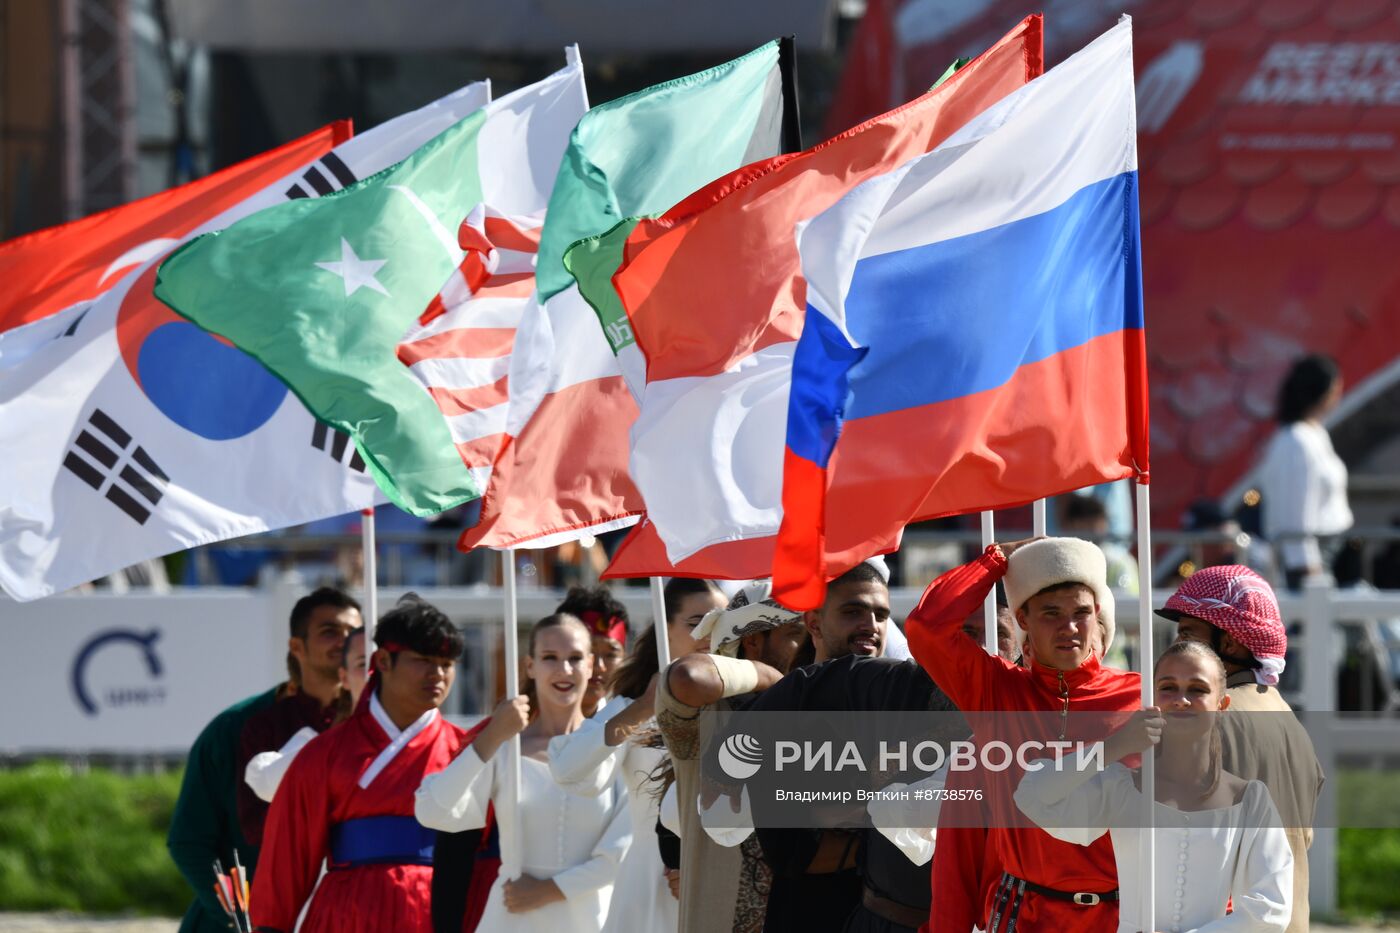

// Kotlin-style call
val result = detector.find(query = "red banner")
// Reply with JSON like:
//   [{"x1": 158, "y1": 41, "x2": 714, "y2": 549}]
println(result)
[
  {"x1": 0, "y1": 121, "x2": 351, "y2": 334},
  {"x1": 827, "y1": 1, "x2": 1400, "y2": 527}
]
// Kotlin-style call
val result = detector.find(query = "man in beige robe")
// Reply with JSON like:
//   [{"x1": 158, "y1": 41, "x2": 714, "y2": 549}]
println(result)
[
  {"x1": 659, "y1": 580, "x2": 809, "y2": 933},
  {"x1": 1162, "y1": 564, "x2": 1324, "y2": 933}
]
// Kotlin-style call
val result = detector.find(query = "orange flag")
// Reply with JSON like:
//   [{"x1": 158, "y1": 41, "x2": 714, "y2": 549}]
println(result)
[{"x1": 0, "y1": 122, "x2": 351, "y2": 333}]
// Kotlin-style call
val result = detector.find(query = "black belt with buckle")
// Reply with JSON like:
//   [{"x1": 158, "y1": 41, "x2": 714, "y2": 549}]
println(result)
[{"x1": 1013, "y1": 874, "x2": 1119, "y2": 905}]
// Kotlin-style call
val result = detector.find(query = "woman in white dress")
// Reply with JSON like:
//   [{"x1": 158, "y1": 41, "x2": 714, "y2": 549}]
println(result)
[
  {"x1": 1258, "y1": 353, "x2": 1352, "y2": 589},
  {"x1": 1015, "y1": 640, "x2": 1293, "y2": 933},
  {"x1": 548, "y1": 578, "x2": 727, "y2": 933},
  {"x1": 416, "y1": 613, "x2": 630, "y2": 932}
]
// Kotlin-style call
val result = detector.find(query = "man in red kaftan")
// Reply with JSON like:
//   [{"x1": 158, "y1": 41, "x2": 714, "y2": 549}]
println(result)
[{"x1": 907, "y1": 538, "x2": 1140, "y2": 933}]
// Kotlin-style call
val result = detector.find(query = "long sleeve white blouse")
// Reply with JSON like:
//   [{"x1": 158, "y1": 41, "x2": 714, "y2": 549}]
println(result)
[
  {"x1": 548, "y1": 695, "x2": 631, "y2": 795},
  {"x1": 1015, "y1": 760, "x2": 1293, "y2": 933},
  {"x1": 417, "y1": 743, "x2": 631, "y2": 932},
  {"x1": 1259, "y1": 421, "x2": 1353, "y2": 572},
  {"x1": 549, "y1": 696, "x2": 680, "y2": 933}
]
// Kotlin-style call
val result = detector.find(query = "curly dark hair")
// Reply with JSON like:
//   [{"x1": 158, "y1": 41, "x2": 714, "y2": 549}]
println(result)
[
  {"x1": 374, "y1": 593, "x2": 465, "y2": 662},
  {"x1": 555, "y1": 584, "x2": 631, "y2": 645}
]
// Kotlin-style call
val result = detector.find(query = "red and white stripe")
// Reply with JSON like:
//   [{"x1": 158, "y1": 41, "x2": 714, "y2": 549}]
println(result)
[
  {"x1": 398, "y1": 204, "x2": 543, "y2": 489},
  {"x1": 398, "y1": 202, "x2": 645, "y2": 549}
]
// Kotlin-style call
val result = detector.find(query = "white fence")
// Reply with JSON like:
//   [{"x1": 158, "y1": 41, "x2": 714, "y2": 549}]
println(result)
[{"x1": 2, "y1": 580, "x2": 1398, "y2": 915}]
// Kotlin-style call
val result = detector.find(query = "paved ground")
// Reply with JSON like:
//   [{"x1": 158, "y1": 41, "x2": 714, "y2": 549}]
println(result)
[
  {"x1": 1, "y1": 915, "x2": 1396, "y2": 931},
  {"x1": 0, "y1": 917, "x2": 177, "y2": 932}
]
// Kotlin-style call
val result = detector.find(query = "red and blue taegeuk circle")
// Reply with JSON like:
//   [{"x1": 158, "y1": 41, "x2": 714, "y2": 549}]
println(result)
[{"x1": 116, "y1": 265, "x2": 288, "y2": 441}]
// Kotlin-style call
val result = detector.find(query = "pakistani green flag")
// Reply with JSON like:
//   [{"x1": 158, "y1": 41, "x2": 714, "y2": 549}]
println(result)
[
  {"x1": 154, "y1": 62, "x2": 588, "y2": 516},
  {"x1": 536, "y1": 39, "x2": 799, "y2": 395}
]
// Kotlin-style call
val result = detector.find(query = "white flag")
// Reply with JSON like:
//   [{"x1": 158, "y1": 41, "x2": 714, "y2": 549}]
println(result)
[{"x1": 0, "y1": 80, "x2": 492, "y2": 600}]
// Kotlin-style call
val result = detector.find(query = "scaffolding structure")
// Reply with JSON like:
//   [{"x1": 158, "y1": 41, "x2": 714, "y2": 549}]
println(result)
[{"x1": 59, "y1": 0, "x2": 136, "y2": 219}]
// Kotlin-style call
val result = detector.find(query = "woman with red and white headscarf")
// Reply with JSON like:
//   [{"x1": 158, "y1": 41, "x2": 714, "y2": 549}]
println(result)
[{"x1": 1162, "y1": 565, "x2": 1324, "y2": 933}]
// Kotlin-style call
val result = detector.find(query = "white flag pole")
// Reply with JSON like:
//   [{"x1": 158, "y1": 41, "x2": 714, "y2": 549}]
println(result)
[
  {"x1": 1032, "y1": 498, "x2": 1048, "y2": 538},
  {"x1": 566, "y1": 44, "x2": 589, "y2": 109},
  {"x1": 1135, "y1": 480, "x2": 1155, "y2": 933},
  {"x1": 651, "y1": 577, "x2": 671, "y2": 670},
  {"x1": 501, "y1": 548, "x2": 523, "y2": 880},
  {"x1": 361, "y1": 508, "x2": 378, "y2": 675},
  {"x1": 980, "y1": 511, "x2": 997, "y2": 656}
]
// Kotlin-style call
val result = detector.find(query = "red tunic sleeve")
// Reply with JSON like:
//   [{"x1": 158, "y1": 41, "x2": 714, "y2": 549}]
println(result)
[
  {"x1": 250, "y1": 735, "x2": 332, "y2": 932},
  {"x1": 905, "y1": 546, "x2": 1010, "y2": 711},
  {"x1": 924, "y1": 765, "x2": 996, "y2": 933}
]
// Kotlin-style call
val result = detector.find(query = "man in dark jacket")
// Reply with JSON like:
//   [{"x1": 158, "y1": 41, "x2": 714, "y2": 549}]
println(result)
[{"x1": 168, "y1": 688, "x2": 277, "y2": 932}]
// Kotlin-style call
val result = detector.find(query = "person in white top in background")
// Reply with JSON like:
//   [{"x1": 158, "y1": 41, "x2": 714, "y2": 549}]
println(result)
[
  {"x1": 549, "y1": 578, "x2": 728, "y2": 933},
  {"x1": 416, "y1": 613, "x2": 630, "y2": 932},
  {"x1": 1015, "y1": 640, "x2": 1294, "y2": 933},
  {"x1": 1258, "y1": 354, "x2": 1353, "y2": 590}
]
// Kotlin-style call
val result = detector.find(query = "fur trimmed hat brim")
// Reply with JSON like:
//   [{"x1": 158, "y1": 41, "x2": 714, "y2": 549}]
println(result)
[{"x1": 1004, "y1": 537, "x2": 1116, "y2": 651}]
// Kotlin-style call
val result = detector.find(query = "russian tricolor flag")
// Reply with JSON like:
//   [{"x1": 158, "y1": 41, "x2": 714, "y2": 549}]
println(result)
[
  {"x1": 606, "y1": 18, "x2": 1043, "y2": 584},
  {"x1": 775, "y1": 17, "x2": 1150, "y2": 608}
]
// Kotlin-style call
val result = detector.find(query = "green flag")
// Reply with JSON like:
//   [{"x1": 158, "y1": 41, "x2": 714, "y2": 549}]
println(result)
[
  {"x1": 932, "y1": 57, "x2": 972, "y2": 91},
  {"x1": 536, "y1": 40, "x2": 796, "y2": 392},
  {"x1": 154, "y1": 65, "x2": 588, "y2": 516}
]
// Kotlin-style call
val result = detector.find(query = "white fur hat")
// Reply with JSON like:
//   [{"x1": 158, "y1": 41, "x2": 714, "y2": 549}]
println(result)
[{"x1": 1003, "y1": 538, "x2": 1116, "y2": 651}]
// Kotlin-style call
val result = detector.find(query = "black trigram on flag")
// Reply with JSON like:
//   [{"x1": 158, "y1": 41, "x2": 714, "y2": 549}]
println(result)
[
  {"x1": 63, "y1": 409, "x2": 169, "y2": 524},
  {"x1": 285, "y1": 151, "x2": 358, "y2": 201},
  {"x1": 312, "y1": 422, "x2": 367, "y2": 473}
]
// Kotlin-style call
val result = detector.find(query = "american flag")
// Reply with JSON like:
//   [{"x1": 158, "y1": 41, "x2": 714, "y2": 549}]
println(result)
[
  {"x1": 397, "y1": 205, "x2": 543, "y2": 491},
  {"x1": 397, "y1": 202, "x2": 645, "y2": 551}
]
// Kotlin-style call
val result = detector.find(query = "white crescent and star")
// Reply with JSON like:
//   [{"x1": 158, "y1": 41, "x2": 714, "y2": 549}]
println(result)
[{"x1": 316, "y1": 238, "x2": 390, "y2": 297}]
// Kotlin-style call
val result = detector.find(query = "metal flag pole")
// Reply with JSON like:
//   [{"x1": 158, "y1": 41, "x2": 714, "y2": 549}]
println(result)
[
  {"x1": 651, "y1": 577, "x2": 671, "y2": 670},
  {"x1": 1032, "y1": 498, "x2": 1048, "y2": 538},
  {"x1": 980, "y1": 511, "x2": 997, "y2": 656},
  {"x1": 1135, "y1": 479, "x2": 1156, "y2": 933},
  {"x1": 500, "y1": 547, "x2": 523, "y2": 880},
  {"x1": 361, "y1": 508, "x2": 378, "y2": 675}
]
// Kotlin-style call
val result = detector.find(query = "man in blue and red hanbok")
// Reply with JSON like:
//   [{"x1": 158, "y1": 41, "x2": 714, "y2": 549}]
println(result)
[{"x1": 252, "y1": 595, "x2": 482, "y2": 933}]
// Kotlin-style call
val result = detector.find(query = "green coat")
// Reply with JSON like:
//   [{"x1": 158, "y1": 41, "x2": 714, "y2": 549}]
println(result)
[{"x1": 167, "y1": 687, "x2": 278, "y2": 933}]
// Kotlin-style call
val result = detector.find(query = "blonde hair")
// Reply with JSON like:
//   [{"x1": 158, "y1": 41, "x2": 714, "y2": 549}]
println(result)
[
  {"x1": 1153, "y1": 640, "x2": 1227, "y2": 799},
  {"x1": 521, "y1": 613, "x2": 592, "y2": 716}
]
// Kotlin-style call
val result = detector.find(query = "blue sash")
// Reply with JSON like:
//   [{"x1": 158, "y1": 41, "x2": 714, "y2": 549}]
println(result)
[{"x1": 329, "y1": 815, "x2": 436, "y2": 868}]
